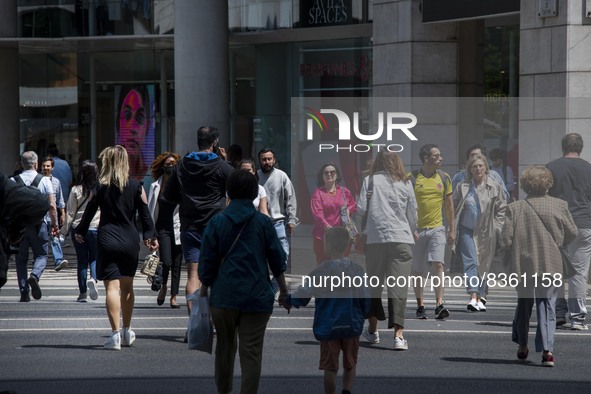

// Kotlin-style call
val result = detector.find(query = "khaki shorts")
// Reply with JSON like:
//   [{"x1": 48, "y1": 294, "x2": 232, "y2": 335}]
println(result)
[
  {"x1": 319, "y1": 336, "x2": 360, "y2": 371},
  {"x1": 412, "y1": 226, "x2": 446, "y2": 272}
]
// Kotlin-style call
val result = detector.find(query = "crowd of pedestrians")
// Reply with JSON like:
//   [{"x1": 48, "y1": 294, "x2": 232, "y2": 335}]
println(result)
[{"x1": 3, "y1": 130, "x2": 591, "y2": 393}]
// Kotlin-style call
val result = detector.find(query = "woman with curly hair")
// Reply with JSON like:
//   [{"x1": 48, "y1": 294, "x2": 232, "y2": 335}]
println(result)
[
  {"x1": 500, "y1": 166, "x2": 577, "y2": 367},
  {"x1": 147, "y1": 152, "x2": 183, "y2": 308}
]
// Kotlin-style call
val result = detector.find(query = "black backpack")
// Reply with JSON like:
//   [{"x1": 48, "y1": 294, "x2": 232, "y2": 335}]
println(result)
[
  {"x1": 1, "y1": 174, "x2": 50, "y2": 288},
  {"x1": 14, "y1": 173, "x2": 44, "y2": 190}
]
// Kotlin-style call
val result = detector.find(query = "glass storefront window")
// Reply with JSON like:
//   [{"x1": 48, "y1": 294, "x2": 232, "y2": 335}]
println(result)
[
  {"x1": 482, "y1": 24, "x2": 519, "y2": 196},
  {"x1": 19, "y1": 48, "x2": 174, "y2": 182},
  {"x1": 229, "y1": 0, "x2": 372, "y2": 32},
  {"x1": 20, "y1": 52, "x2": 80, "y2": 173},
  {"x1": 17, "y1": 0, "x2": 173, "y2": 37},
  {"x1": 295, "y1": 39, "x2": 372, "y2": 97},
  {"x1": 230, "y1": 38, "x2": 372, "y2": 179}
]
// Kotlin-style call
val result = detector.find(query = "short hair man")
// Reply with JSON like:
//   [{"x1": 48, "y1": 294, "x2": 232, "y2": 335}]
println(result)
[
  {"x1": 546, "y1": 133, "x2": 591, "y2": 330},
  {"x1": 164, "y1": 126, "x2": 235, "y2": 322},
  {"x1": 47, "y1": 143, "x2": 73, "y2": 201},
  {"x1": 11, "y1": 151, "x2": 59, "y2": 302},
  {"x1": 257, "y1": 149, "x2": 299, "y2": 271},
  {"x1": 411, "y1": 144, "x2": 455, "y2": 319},
  {"x1": 452, "y1": 144, "x2": 510, "y2": 200},
  {"x1": 41, "y1": 156, "x2": 68, "y2": 271},
  {"x1": 0, "y1": 172, "x2": 51, "y2": 290},
  {"x1": 489, "y1": 148, "x2": 515, "y2": 199}
]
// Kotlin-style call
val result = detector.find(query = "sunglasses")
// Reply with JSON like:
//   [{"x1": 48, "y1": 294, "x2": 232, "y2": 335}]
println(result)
[{"x1": 323, "y1": 170, "x2": 337, "y2": 176}]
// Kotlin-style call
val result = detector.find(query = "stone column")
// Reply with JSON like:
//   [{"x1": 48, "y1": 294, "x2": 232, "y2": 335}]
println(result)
[
  {"x1": 519, "y1": 0, "x2": 591, "y2": 169},
  {"x1": 174, "y1": 0, "x2": 229, "y2": 153},
  {"x1": 0, "y1": 2, "x2": 20, "y2": 171},
  {"x1": 372, "y1": 0, "x2": 459, "y2": 170}
]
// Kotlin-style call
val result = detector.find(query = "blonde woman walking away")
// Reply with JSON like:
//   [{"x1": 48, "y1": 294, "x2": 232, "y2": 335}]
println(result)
[{"x1": 76, "y1": 145, "x2": 158, "y2": 350}]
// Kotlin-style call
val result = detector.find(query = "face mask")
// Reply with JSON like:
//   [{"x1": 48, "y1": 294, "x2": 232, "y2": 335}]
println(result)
[{"x1": 163, "y1": 166, "x2": 174, "y2": 176}]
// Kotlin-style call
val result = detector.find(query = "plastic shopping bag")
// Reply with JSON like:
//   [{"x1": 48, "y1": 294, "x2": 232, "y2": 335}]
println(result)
[{"x1": 186, "y1": 290, "x2": 213, "y2": 354}]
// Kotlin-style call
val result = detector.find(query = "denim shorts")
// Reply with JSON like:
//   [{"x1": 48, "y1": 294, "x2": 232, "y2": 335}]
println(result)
[{"x1": 180, "y1": 229, "x2": 203, "y2": 264}]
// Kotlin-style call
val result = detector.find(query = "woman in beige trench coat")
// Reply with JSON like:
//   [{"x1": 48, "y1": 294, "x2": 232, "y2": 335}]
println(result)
[{"x1": 453, "y1": 154, "x2": 506, "y2": 312}]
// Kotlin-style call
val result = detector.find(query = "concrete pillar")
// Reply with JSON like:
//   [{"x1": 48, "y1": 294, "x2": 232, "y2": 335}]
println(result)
[
  {"x1": 0, "y1": 1, "x2": 20, "y2": 172},
  {"x1": 174, "y1": 0, "x2": 229, "y2": 154},
  {"x1": 519, "y1": 0, "x2": 591, "y2": 169},
  {"x1": 372, "y1": 0, "x2": 459, "y2": 170}
]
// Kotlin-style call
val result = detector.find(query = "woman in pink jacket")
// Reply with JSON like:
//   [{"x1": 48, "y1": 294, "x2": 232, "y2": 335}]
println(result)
[{"x1": 310, "y1": 163, "x2": 357, "y2": 263}]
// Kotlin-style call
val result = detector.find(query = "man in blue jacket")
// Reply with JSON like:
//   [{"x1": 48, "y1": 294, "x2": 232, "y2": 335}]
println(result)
[{"x1": 164, "y1": 126, "x2": 235, "y2": 320}]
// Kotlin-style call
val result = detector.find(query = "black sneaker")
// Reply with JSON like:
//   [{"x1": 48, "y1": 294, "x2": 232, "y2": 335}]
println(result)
[
  {"x1": 27, "y1": 275, "x2": 42, "y2": 300},
  {"x1": 20, "y1": 293, "x2": 31, "y2": 302},
  {"x1": 435, "y1": 303, "x2": 449, "y2": 320},
  {"x1": 416, "y1": 306, "x2": 428, "y2": 319}
]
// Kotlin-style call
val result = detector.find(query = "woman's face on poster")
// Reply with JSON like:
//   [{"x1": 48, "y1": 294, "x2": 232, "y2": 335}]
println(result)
[{"x1": 119, "y1": 88, "x2": 147, "y2": 156}]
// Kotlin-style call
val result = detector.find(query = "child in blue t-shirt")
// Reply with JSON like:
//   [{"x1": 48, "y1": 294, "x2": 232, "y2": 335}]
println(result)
[{"x1": 283, "y1": 227, "x2": 370, "y2": 394}]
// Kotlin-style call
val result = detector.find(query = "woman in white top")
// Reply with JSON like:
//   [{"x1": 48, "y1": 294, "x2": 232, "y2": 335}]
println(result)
[
  {"x1": 238, "y1": 159, "x2": 269, "y2": 216},
  {"x1": 62, "y1": 160, "x2": 101, "y2": 302},
  {"x1": 358, "y1": 151, "x2": 418, "y2": 350}
]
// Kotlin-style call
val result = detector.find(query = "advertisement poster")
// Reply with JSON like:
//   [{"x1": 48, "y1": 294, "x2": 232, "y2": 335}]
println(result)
[{"x1": 114, "y1": 84, "x2": 156, "y2": 180}]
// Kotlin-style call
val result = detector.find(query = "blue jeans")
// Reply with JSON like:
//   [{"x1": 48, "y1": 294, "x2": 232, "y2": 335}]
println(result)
[
  {"x1": 16, "y1": 223, "x2": 49, "y2": 294},
  {"x1": 512, "y1": 286, "x2": 558, "y2": 352},
  {"x1": 459, "y1": 225, "x2": 486, "y2": 296},
  {"x1": 273, "y1": 221, "x2": 290, "y2": 260},
  {"x1": 50, "y1": 234, "x2": 64, "y2": 265},
  {"x1": 72, "y1": 229, "x2": 97, "y2": 294},
  {"x1": 271, "y1": 221, "x2": 290, "y2": 291},
  {"x1": 556, "y1": 228, "x2": 591, "y2": 324}
]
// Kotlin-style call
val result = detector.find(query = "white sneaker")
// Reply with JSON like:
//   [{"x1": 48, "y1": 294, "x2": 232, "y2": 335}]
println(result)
[
  {"x1": 467, "y1": 299, "x2": 480, "y2": 312},
  {"x1": 104, "y1": 331, "x2": 121, "y2": 350},
  {"x1": 476, "y1": 301, "x2": 486, "y2": 311},
  {"x1": 54, "y1": 260, "x2": 68, "y2": 272},
  {"x1": 121, "y1": 328, "x2": 136, "y2": 347},
  {"x1": 571, "y1": 322, "x2": 589, "y2": 331},
  {"x1": 87, "y1": 279, "x2": 99, "y2": 301},
  {"x1": 393, "y1": 336, "x2": 408, "y2": 351},
  {"x1": 362, "y1": 327, "x2": 379, "y2": 344}
]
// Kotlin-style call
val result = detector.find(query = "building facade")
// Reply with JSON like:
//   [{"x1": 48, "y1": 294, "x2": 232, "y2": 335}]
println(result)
[{"x1": 0, "y1": 0, "x2": 590, "y2": 190}]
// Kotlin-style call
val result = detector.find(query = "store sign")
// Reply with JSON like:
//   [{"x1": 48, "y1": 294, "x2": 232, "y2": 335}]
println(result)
[
  {"x1": 299, "y1": 54, "x2": 371, "y2": 82},
  {"x1": 300, "y1": 0, "x2": 352, "y2": 27}
]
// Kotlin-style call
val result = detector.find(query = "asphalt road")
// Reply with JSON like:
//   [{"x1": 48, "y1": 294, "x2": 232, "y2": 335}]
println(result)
[{"x1": 1, "y1": 241, "x2": 591, "y2": 394}]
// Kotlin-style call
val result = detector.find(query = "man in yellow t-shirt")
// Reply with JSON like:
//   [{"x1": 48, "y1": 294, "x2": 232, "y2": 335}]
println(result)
[{"x1": 410, "y1": 144, "x2": 455, "y2": 320}]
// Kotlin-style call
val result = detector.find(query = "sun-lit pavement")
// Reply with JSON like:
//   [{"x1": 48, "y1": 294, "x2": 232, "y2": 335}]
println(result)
[{"x1": 1, "y1": 235, "x2": 590, "y2": 394}]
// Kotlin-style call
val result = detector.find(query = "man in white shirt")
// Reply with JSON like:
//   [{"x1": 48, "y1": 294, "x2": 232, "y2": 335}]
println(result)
[{"x1": 257, "y1": 149, "x2": 298, "y2": 290}]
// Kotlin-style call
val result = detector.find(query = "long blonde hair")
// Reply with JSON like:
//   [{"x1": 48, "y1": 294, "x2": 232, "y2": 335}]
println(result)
[{"x1": 99, "y1": 145, "x2": 129, "y2": 192}]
